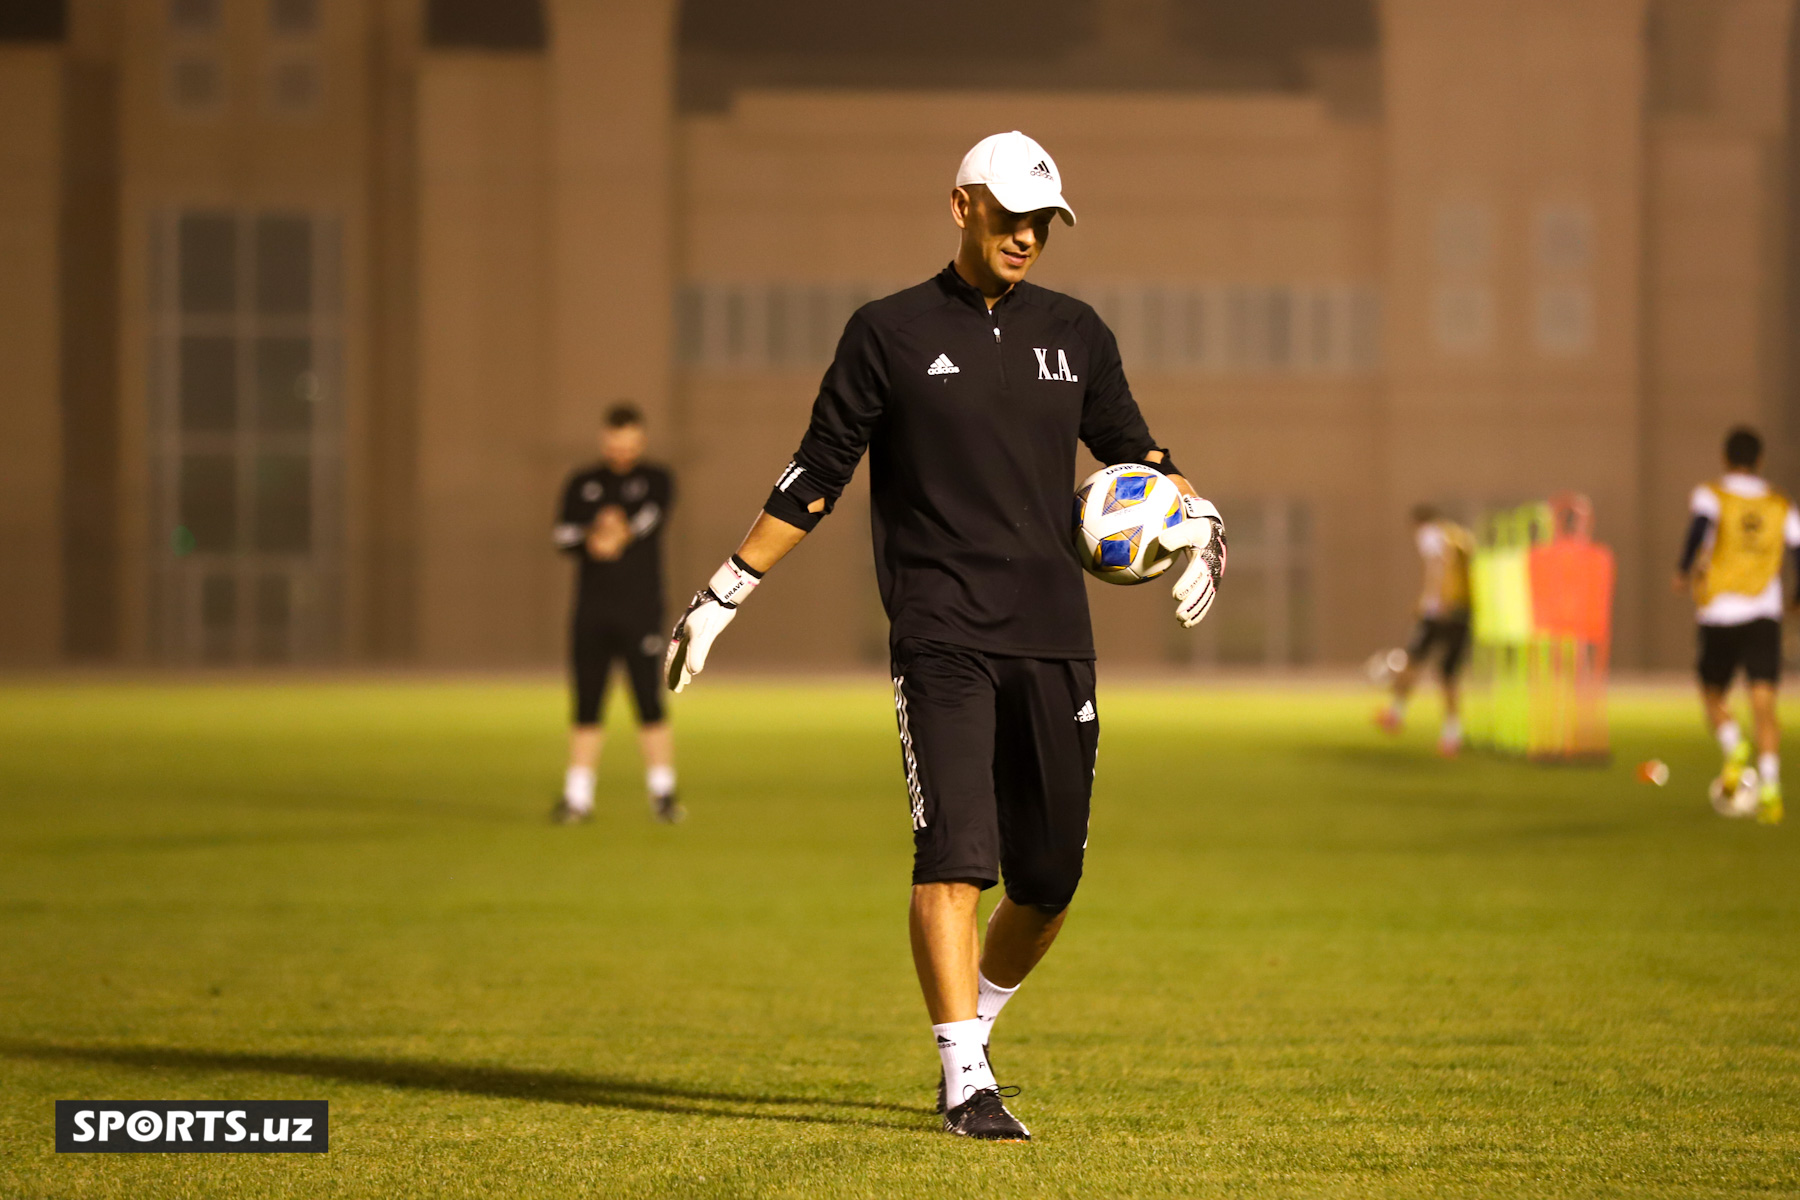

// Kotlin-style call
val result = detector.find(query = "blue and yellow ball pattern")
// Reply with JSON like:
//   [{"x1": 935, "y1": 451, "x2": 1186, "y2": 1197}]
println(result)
[{"x1": 1073, "y1": 464, "x2": 1183, "y2": 585}]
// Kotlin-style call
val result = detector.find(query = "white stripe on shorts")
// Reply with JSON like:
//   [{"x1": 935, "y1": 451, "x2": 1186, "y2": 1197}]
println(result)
[{"x1": 892, "y1": 675, "x2": 927, "y2": 830}]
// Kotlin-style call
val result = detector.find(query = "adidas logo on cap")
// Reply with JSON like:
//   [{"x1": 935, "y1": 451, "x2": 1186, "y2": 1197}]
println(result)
[
  {"x1": 927, "y1": 353, "x2": 960, "y2": 376},
  {"x1": 955, "y1": 132, "x2": 1077, "y2": 226}
]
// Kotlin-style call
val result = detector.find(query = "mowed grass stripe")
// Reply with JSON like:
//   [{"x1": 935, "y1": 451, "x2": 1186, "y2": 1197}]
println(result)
[{"x1": 0, "y1": 680, "x2": 1795, "y2": 1198}]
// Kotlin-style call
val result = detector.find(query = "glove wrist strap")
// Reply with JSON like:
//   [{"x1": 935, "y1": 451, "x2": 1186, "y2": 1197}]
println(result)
[
  {"x1": 1181, "y1": 496, "x2": 1222, "y2": 524},
  {"x1": 709, "y1": 555, "x2": 762, "y2": 608}
]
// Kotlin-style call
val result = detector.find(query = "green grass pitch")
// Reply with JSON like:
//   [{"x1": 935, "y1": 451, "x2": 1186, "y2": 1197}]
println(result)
[{"x1": 1, "y1": 678, "x2": 1797, "y2": 1198}]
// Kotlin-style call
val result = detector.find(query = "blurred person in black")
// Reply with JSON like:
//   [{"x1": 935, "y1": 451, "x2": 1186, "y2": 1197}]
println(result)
[{"x1": 551, "y1": 403, "x2": 680, "y2": 824}]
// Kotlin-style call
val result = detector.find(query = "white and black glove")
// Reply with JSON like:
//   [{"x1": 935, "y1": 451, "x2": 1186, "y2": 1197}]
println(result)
[
  {"x1": 1157, "y1": 496, "x2": 1227, "y2": 628},
  {"x1": 665, "y1": 555, "x2": 762, "y2": 693}
]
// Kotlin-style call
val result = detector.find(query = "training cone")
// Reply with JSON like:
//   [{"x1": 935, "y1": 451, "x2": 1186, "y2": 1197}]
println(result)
[{"x1": 1636, "y1": 759, "x2": 1669, "y2": 786}]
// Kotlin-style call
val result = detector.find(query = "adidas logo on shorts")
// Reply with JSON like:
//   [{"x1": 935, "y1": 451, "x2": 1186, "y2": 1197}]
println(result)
[
  {"x1": 927, "y1": 353, "x2": 960, "y2": 376},
  {"x1": 1074, "y1": 700, "x2": 1096, "y2": 723}
]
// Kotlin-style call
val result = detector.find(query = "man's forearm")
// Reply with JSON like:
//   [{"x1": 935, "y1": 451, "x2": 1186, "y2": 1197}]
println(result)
[
  {"x1": 734, "y1": 510, "x2": 814, "y2": 575},
  {"x1": 1678, "y1": 515, "x2": 1709, "y2": 574},
  {"x1": 1144, "y1": 450, "x2": 1199, "y2": 500}
]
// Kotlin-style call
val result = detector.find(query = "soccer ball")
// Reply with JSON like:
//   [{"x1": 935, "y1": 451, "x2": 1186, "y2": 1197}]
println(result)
[
  {"x1": 1365, "y1": 647, "x2": 1410, "y2": 685},
  {"x1": 1073, "y1": 464, "x2": 1183, "y2": 585},
  {"x1": 1709, "y1": 766, "x2": 1760, "y2": 818}
]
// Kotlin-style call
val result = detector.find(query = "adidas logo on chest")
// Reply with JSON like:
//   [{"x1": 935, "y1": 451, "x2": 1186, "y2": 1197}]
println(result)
[{"x1": 927, "y1": 353, "x2": 960, "y2": 376}]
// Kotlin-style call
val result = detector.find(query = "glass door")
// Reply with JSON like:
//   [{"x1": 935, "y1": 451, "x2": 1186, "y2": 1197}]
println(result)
[{"x1": 149, "y1": 209, "x2": 343, "y2": 663}]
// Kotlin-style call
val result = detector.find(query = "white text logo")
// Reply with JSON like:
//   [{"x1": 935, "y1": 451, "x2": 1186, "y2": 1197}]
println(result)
[
  {"x1": 1035, "y1": 348, "x2": 1079, "y2": 382},
  {"x1": 927, "y1": 353, "x2": 960, "y2": 376}
]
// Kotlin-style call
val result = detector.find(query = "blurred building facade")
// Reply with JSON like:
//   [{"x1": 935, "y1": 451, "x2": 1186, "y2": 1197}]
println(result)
[{"x1": 1, "y1": 0, "x2": 1794, "y2": 671}]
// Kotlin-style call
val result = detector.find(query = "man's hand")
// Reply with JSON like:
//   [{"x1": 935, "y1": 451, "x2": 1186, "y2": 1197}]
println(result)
[
  {"x1": 1671, "y1": 570, "x2": 1691, "y2": 596},
  {"x1": 1157, "y1": 496, "x2": 1226, "y2": 628},
  {"x1": 665, "y1": 556, "x2": 762, "y2": 692},
  {"x1": 586, "y1": 506, "x2": 629, "y2": 561}
]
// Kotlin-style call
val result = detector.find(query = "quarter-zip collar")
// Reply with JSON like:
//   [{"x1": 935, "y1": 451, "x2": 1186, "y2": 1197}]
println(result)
[{"x1": 937, "y1": 262, "x2": 1019, "y2": 315}]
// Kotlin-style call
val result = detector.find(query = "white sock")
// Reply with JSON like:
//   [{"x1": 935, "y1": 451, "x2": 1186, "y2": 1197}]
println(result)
[
  {"x1": 563, "y1": 766, "x2": 595, "y2": 811},
  {"x1": 933, "y1": 1018, "x2": 995, "y2": 1107},
  {"x1": 1759, "y1": 753, "x2": 1779, "y2": 786},
  {"x1": 1441, "y1": 715, "x2": 1462, "y2": 743},
  {"x1": 646, "y1": 765, "x2": 676, "y2": 798},
  {"x1": 1718, "y1": 721, "x2": 1743, "y2": 756},
  {"x1": 977, "y1": 973, "x2": 1019, "y2": 1034}
]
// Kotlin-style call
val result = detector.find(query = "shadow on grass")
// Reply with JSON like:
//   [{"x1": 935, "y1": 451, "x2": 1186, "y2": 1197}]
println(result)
[{"x1": 0, "y1": 1041, "x2": 932, "y2": 1132}]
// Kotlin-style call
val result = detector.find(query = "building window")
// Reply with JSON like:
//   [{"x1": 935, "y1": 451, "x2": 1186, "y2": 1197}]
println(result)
[
  {"x1": 267, "y1": 57, "x2": 322, "y2": 116},
  {"x1": 169, "y1": 0, "x2": 221, "y2": 32},
  {"x1": 1532, "y1": 201, "x2": 1595, "y2": 357},
  {"x1": 167, "y1": 55, "x2": 224, "y2": 112},
  {"x1": 150, "y1": 210, "x2": 343, "y2": 664},
  {"x1": 1533, "y1": 285, "x2": 1594, "y2": 356},
  {"x1": 1432, "y1": 200, "x2": 1496, "y2": 356},
  {"x1": 270, "y1": 0, "x2": 318, "y2": 35}
]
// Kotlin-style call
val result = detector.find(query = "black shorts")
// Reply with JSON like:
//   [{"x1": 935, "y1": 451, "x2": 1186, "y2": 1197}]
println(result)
[
  {"x1": 890, "y1": 637, "x2": 1099, "y2": 914},
  {"x1": 1697, "y1": 619, "x2": 1782, "y2": 689},
  {"x1": 571, "y1": 620, "x2": 666, "y2": 726},
  {"x1": 1407, "y1": 614, "x2": 1471, "y2": 682}
]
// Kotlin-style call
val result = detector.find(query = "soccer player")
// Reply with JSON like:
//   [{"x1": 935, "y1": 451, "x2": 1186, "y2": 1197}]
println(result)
[
  {"x1": 663, "y1": 132, "x2": 1226, "y2": 1141},
  {"x1": 1377, "y1": 504, "x2": 1474, "y2": 755},
  {"x1": 1674, "y1": 425, "x2": 1798, "y2": 824},
  {"x1": 551, "y1": 403, "x2": 681, "y2": 825}
]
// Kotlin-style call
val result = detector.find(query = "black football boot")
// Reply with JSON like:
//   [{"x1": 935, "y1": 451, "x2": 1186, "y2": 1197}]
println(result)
[{"x1": 942, "y1": 1086, "x2": 1030, "y2": 1141}]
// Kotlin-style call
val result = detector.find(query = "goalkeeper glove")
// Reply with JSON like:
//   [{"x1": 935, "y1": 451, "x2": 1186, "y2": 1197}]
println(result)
[
  {"x1": 665, "y1": 555, "x2": 762, "y2": 692},
  {"x1": 1157, "y1": 496, "x2": 1227, "y2": 628}
]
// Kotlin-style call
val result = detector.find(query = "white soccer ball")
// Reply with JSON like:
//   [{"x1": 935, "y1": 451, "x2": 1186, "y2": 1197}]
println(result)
[
  {"x1": 1072, "y1": 464, "x2": 1183, "y2": 585},
  {"x1": 1710, "y1": 767, "x2": 1761, "y2": 818},
  {"x1": 1365, "y1": 648, "x2": 1410, "y2": 685}
]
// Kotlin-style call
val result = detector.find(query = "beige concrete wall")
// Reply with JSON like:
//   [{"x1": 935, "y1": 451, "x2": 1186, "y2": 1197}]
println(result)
[
  {"x1": 0, "y1": 48, "x2": 65, "y2": 666},
  {"x1": 676, "y1": 89, "x2": 1385, "y2": 668},
  {"x1": 538, "y1": 0, "x2": 678, "y2": 647},
  {"x1": 414, "y1": 55, "x2": 554, "y2": 663},
  {"x1": 1381, "y1": 0, "x2": 1650, "y2": 660},
  {"x1": 545, "y1": 0, "x2": 677, "y2": 450},
  {"x1": 1640, "y1": 0, "x2": 1796, "y2": 667},
  {"x1": 361, "y1": 0, "x2": 425, "y2": 662},
  {"x1": 59, "y1": 4, "x2": 125, "y2": 662}
]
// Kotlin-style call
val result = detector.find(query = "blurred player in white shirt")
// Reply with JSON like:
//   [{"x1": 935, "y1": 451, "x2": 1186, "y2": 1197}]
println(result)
[{"x1": 1378, "y1": 505, "x2": 1474, "y2": 755}]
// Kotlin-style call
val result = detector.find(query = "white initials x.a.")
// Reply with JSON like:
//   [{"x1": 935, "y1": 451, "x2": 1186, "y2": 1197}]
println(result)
[{"x1": 1034, "y1": 348, "x2": 1079, "y2": 382}]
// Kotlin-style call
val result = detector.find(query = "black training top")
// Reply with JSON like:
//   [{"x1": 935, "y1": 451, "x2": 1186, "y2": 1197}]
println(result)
[
  {"x1": 763, "y1": 264, "x2": 1166, "y2": 660},
  {"x1": 555, "y1": 462, "x2": 674, "y2": 624}
]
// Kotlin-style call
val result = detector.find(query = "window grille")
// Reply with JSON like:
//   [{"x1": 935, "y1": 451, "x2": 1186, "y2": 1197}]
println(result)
[{"x1": 149, "y1": 210, "x2": 344, "y2": 663}]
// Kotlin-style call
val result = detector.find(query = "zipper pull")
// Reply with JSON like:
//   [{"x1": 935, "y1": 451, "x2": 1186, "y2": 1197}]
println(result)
[{"x1": 993, "y1": 325, "x2": 1001, "y2": 343}]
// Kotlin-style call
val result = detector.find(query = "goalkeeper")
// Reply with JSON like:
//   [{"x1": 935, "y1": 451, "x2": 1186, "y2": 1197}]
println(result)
[{"x1": 664, "y1": 132, "x2": 1226, "y2": 1142}]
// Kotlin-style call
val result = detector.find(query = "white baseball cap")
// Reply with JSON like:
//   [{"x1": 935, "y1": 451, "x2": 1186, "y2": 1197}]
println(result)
[{"x1": 955, "y1": 131, "x2": 1076, "y2": 227}]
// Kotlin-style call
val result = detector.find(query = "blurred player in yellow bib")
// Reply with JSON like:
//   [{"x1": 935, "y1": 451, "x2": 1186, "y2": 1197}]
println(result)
[
  {"x1": 1379, "y1": 505, "x2": 1475, "y2": 755},
  {"x1": 1674, "y1": 427, "x2": 1799, "y2": 824}
]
